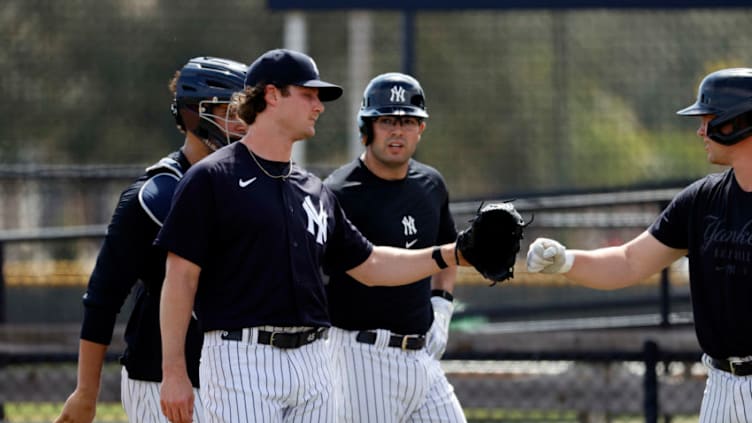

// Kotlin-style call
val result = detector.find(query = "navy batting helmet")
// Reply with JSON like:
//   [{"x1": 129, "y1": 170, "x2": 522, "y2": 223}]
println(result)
[
  {"x1": 677, "y1": 68, "x2": 752, "y2": 146},
  {"x1": 358, "y1": 73, "x2": 428, "y2": 144},
  {"x1": 171, "y1": 57, "x2": 247, "y2": 150}
]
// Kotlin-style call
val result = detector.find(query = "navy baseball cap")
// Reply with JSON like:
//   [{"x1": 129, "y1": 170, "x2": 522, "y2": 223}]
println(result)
[{"x1": 245, "y1": 49, "x2": 343, "y2": 102}]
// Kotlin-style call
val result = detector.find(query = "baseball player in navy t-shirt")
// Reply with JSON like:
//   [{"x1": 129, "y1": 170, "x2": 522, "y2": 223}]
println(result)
[
  {"x1": 324, "y1": 73, "x2": 466, "y2": 422},
  {"x1": 156, "y1": 49, "x2": 471, "y2": 423},
  {"x1": 526, "y1": 68, "x2": 752, "y2": 422}
]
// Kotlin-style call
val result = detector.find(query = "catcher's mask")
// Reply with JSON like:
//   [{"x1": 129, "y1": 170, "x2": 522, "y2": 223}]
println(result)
[
  {"x1": 677, "y1": 68, "x2": 752, "y2": 146},
  {"x1": 358, "y1": 72, "x2": 428, "y2": 145},
  {"x1": 171, "y1": 56, "x2": 247, "y2": 151}
]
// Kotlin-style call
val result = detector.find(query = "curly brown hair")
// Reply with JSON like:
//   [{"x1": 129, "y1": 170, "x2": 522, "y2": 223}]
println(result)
[
  {"x1": 233, "y1": 84, "x2": 290, "y2": 125},
  {"x1": 168, "y1": 70, "x2": 181, "y2": 96}
]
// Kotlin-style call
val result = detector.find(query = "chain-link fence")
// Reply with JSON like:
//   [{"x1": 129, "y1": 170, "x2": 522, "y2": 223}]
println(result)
[
  {"x1": 0, "y1": 172, "x2": 702, "y2": 422},
  {"x1": 3, "y1": 2, "x2": 738, "y2": 421},
  {"x1": 1, "y1": 342, "x2": 703, "y2": 423},
  {"x1": 2, "y1": 1, "x2": 746, "y2": 199}
]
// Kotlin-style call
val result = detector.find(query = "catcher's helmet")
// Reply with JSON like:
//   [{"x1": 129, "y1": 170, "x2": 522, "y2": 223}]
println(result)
[
  {"x1": 358, "y1": 73, "x2": 428, "y2": 144},
  {"x1": 171, "y1": 57, "x2": 247, "y2": 150},
  {"x1": 677, "y1": 68, "x2": 752, "y2": 145}
]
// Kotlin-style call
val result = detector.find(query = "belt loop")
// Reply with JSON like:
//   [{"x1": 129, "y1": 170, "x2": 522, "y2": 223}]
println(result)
[
  {"x1": 375, "y1": 329, "x2": 390, "y2": 348},
  {"x1": 242, "y1": 328, "x2": 253, "y2": 344}
]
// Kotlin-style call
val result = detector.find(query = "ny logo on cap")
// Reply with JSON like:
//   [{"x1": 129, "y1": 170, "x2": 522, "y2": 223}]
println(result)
[{"x1": 390, "y1": 85, "x2": 406, "y2": 103}]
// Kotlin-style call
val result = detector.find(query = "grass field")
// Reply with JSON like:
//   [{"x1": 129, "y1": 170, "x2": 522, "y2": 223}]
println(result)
[
  {"x1": 3, "y1": 403, "x2": 700, "y2": 423},
  {"x1": 5, "y1": 402, "x2": 125, "y2": 422}
]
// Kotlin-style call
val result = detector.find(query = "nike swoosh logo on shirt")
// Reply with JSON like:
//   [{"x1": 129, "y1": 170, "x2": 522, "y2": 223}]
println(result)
[
  {"x1": 342, "y1": 181, "x2": 362, "y2": 188},
  {"x1": 405, "y1": 239, "x2": 418, "y2": 248},
  {"x1": 239, "y1": 177, "x2": 257, "y2": 188}
]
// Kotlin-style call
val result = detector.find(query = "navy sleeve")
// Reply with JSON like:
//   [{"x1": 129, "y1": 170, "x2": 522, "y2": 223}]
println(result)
[
  {"x1": 648, "y1": 182, "x2": 695, "y2": 250},
  {"x1": 81, "y1": 180, "x2": 158, "y2": 345},
  {"x1": 322, "y1": 193, "x2": 373, "y2": 274},
  {"x1": 155, "y1": 166, "x2": 214, "y2": 268},
  {"x1": 436, "y1": 177, "x2": 458, "y2": 245}
]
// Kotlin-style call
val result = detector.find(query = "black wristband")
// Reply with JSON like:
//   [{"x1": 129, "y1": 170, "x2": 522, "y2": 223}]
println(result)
[
  {"x1": 432, "y1": 246, "x2": 448, "y2": 269},
  {"x1": 431, "y1": 289, "x2": 454, "y2": 302}
]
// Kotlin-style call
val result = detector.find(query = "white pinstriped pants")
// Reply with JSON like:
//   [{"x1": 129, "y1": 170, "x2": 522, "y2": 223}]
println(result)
[
  {"x1": 699, "y1": 354, "x2": 752, "y2": 423},
  {"x1": 329, "y1": 327, "x2": 466, "y2": 423},
  {"x1": 121, "y1": 367, "x2": 204, "y2": 422},
  {"x1": 200, "y1": 328, "x2": 336, "y2": 423}
]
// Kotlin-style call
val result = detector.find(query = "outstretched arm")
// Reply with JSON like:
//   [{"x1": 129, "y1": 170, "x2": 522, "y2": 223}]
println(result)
[
  {"x1": 347, "y1": 243, "x2": 466, "y2": 287},
  {"x1": 527, "y1": 231, "x2": 686, "y2": 290}
]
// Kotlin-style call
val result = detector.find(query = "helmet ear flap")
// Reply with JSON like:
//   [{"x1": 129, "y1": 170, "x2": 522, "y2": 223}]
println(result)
[
  {"x1": 358, "y1": 116, "x2": 373, "y2": 145},
  {"x1": 707, "y1": 107, "x2": 752, "y2": 145}
]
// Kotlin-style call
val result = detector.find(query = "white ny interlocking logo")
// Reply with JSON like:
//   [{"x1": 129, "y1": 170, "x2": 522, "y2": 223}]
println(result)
[
  {"x1": 303, "y1": 195, "x2": 328, "y2": 245},
  {"x1": 390, "y1": 85, "x2": 406, "y2": 103},
  {"x1": 402, "y1": 215, "x2": 417, "y2": 236}
]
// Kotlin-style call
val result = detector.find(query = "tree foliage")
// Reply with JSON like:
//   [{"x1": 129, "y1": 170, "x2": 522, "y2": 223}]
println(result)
[{"x1": 2, "y1": 2, "x2": 751, "y2": 197}]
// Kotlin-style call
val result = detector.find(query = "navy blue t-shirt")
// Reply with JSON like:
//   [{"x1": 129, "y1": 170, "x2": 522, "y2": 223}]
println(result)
[
  {"x1": 155, "y1": 142, "x2": 373, "y2": 331},
  {"x1": 324, "y1": 158, "x2": 457, "y2": 335},
  {"x1": 649, "y1": 168, "x2": 752, "y2": 359}
]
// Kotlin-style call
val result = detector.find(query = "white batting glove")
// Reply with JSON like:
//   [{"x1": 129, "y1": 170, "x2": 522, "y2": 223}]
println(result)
[
  {"x1": 526, "y1": 237, "x2": 575, "y2": 274},
  {"x1": 425, "y1": 296, "x2": 454, "y2": 360}
]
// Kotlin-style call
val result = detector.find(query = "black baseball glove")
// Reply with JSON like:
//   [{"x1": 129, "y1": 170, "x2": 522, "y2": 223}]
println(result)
[{"x1": 456, "y1": 201, "x2": 529, "y2": 285}]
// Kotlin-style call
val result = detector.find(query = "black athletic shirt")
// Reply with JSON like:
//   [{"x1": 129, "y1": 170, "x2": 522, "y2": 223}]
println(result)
[
  {"x1": 649, "y1": 168, "x2": 752, "y2": 359},
  {"x1": 155, "y1": 142, "x2": 373, "y2": 332},
  {"x1": 81, "y1": 150, "x2": 203, "y2": 387},
  {"x1": 324, "y1": 158, "x2": 457, "y2": 335}
]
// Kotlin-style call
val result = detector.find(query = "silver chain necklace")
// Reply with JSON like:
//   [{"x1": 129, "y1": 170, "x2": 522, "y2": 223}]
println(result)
[{"x1": 249, "y1": 148, "x2": 292, "y2": 180}]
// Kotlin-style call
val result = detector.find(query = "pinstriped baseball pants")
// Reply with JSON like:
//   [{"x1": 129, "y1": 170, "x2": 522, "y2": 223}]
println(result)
[
  {"x1": 329, "y1": 327, "x2": 466, "y2": 423},
  {"x1": 199, "y1": 329, "x2": 336, "y2": 423},
  {"x1": 121, "y1": 367, "x2": 205, "y2": 422},
  {"x1": 699, "y1": 354, "x2": 752, "y2": 423}
]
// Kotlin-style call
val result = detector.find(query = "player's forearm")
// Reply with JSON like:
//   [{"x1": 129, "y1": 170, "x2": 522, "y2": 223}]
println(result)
[
  {"x1": 430, "y1": 267, "x2": 457, "y2": 292},
  {"x1": 74, "y1": 339, "x2": 108, "y2": 398},
  {"x1": 160, "y1": 313, "x2": 191, "y2": 376},
  {"x1": 564, "y1": 248, "x2": 646, "y2": 289},
  {"x1": 160, "y1": 274, "x2": 197, "y2": 377},
  {"x1": 348, "y1": 243, "x2": 458, "y2": 287},
  {"x1": 528, "y1": 231, "x2": 686, "y2": 289},
  {"x1": 566, "y1": 243, "x2": 682, "y2": 290},
  {"x1": 566, "y1": 232, "x2": 684, "y2": 289}
]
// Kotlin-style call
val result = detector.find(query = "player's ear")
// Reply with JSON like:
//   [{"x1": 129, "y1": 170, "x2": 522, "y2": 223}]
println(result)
[
  {"x1": 264, "y1": 84, "x2": 279, "y2": 104},
  {"x1": 415, "y1": 121, "x2": 426, "y2": 143}
]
